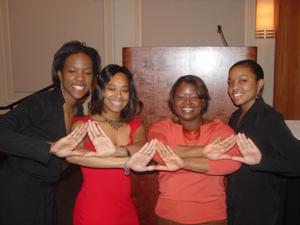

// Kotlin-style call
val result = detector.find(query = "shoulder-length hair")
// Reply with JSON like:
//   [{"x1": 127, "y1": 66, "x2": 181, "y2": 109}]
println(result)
[
  {"x1": 168, "y1": 75, "x2": 210, "y2": 115},
  {"x1": 89, "y1": 64, "x2": 143, "y2": 122}
]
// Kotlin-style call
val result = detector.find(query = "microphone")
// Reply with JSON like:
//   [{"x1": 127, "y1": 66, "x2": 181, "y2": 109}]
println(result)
[{"x1": 217, "y1": 25, "x2": 228, "y2": 47}]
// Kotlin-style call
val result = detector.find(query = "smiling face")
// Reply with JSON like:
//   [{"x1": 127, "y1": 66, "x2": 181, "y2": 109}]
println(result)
[
  {"x1": 173, "y1": 82, "x2": 202, "y2": 123},
  {"x1": 58, "y1": 53, "x2": 93, "y2": 104},
  {"x1": 102, "y1": 72, "x2": 129, "y2": 118},
  {"x1": 227, "y1": 65, "x2": 264, "y2": 112}
]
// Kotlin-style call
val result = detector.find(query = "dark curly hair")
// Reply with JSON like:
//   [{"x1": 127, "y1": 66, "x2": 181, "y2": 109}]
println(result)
[{"x1": 89, "y1": 64, "x2": 143, "y2": 122}]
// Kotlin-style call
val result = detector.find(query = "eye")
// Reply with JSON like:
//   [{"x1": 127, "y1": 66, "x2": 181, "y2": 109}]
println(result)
[
  {"x1": 68, "y1": 68, "x2": 76, "y2": 73},
  {"x1": 84, "y1": 70, "x2": 93, "y2": 76},
  {"x1": 175, "y1": 95, "x2": 184, "y2": 100},
  {"x1": 122, "y1": 88, "x2": 129, "y2": 93},
  {"x1": 227, "y1": 80, "x2": 233, "y2": 86},
  {"x1": 106, "y1": 86, "x2": 116, "y2": 91},
  {"x1": 239, "y1": 79, "x2": 247, "y2": 84}
]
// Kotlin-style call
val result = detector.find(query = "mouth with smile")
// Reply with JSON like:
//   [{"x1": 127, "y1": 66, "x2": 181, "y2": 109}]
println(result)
[
  {"x1": 231, "y1": 92, "x2": 243, "y2": 101},
  {"x1": 110, "y1": 100, "x2": 124, "y2": 107},
  {"x1": 181, "y1": 107, "x2": 194, "y2": 113},
  {"x1": 72, "y1": 84, "x2": 85, "y2": 91}
]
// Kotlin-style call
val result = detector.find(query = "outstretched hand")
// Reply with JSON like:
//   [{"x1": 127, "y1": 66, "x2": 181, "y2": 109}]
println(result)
[
  {"x1": 155, "y1": 142, "x2": 184, "y2": 171},
  {"x1": 229, "y1": 133, "x2": 262, "y2": 165},
  {"x1": 126, "y1": 139, "x2": 158, "y2": 171},
  {"x1": 50, "y1": 123, "x2": 87, "y2": 158},
  {"x1": 202, "y1": 135, "x2": 236, "y2": 160},
  {"x1": 85, "y1": 120, "x2": 117, "y2": 157}
]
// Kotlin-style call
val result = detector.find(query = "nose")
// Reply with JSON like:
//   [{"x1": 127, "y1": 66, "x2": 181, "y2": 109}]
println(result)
[
  {"x1": 115, "y1": 89, "x2": 122, "y2": 98},
  {"x1": 183, "y1": 97, "x2": 192, "y2": 104},
  {"x1": 75, "y1": 70, "x2": 84, "y2": 81},
  {"x1": 230, "y1": 81, "x2": 239, "y2": 91}
]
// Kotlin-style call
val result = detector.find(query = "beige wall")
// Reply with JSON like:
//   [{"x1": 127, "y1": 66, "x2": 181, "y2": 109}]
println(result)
[
  {"x1": 142, "y1": 0, "x2": 245, "y2": 47},
  {"x1": 0, "y1": 0, "x2": 105, "y2": 104},
  {"x1": 0, "y1": 0, "x2": 275, "y2": 108}
]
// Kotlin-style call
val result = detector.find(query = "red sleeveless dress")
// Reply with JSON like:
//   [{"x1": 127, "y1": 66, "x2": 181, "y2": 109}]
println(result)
[{"x1": 73, "y1": 116, "x2": 140, "y2": 225}]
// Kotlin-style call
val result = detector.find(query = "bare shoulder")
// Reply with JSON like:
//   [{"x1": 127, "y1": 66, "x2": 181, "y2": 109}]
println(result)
[{"x1": 71, "y1": 120, "x2": 85, "y2": 131}]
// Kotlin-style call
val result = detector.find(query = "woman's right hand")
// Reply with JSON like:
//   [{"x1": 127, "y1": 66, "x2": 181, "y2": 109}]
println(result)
[
  {"x1": 230, "y1": 133, "x2": 262, "y2": 165},
  {"x1": 202, "y1": 135, "x2": 236, "y2": 160},
  {"x1": 85, "y1": 120, "x2": 117, "y2": 157},
  {"x1": 50, "y1": 123, "x2": 87, "y2": 158}
]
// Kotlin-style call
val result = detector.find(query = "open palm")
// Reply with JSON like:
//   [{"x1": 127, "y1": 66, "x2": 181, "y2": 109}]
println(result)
[
  {"x1": 202, "y1": 135, "x2": 236, "y2": 160},
  {"x1": 85, "y1": 120, "x2": 116, "y2": 157},
  {"x1": 50, "y1": 123, "x2": 87, "y2": 158},
  {"x1": 156, "y1": 142, "x2": 184, "y2": 171}
]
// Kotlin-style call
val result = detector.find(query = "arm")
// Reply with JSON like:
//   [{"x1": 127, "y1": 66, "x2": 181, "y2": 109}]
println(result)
[
  {"x1": 148, "y1": 127, "x2": 204, "y2": 158},
  {"x1": 0, "y1": 96, "x2": 54, "y2": 163},
  {"x1": 250, "y1": 113, "x2": 300, "y2": 175},
  {"x1": 149, "y1": 122, "x2": 236, "y2": 158},
  {"x1": 67, "y1": 120, "x2": 154, "y2": 171},
  {"x1": 149, "y1": 121, "x2": 240, "y2": 174},
  {"x1": 117, "y1": 123, "x2": 147, "y2": 156},
  {"x1": 67, "y1": 140, "x2": 158, "y2": 171}
]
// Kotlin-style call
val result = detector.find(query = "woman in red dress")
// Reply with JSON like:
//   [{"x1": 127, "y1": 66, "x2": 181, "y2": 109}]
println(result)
[{"x1": 67, "y1": 64, "x2": 182, "y2": 225}]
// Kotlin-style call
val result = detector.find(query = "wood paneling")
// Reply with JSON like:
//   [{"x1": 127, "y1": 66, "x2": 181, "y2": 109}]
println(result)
[
  {"x1": 274, "y1": 0, "x2": 300, "y2": 119},
  {"x1": 123, "y1": 47, "x2": 257, "y2": 225}
]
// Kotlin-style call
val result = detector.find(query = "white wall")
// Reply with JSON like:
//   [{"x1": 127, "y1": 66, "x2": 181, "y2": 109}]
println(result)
[{"x1": 286, "y1": 121, "x2": 300, "y2": 140}]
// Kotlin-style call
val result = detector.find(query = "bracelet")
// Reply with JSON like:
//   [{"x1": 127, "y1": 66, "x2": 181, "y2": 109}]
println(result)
[
  {"x1": 121, "y1": 145, "x2": 131, "y2": 157},
  {"x1": 124, "y1": 156, "x2": 130, "y2": 176}
]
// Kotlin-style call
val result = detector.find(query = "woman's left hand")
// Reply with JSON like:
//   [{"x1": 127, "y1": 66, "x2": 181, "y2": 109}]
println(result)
[{"x1": 126, "y1": 139, "x2": 158, "y2": 171}]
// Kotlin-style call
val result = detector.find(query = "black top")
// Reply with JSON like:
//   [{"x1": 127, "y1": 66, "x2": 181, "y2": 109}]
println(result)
[
  {"x1": 227, "y1": 98, "x2": 300, "y2": 225},
  {"x1": 0, "y1": 88, "x2": 83, "y2": 225}
]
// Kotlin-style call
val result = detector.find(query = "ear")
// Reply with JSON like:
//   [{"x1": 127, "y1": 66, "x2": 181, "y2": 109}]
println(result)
[
  {"x1": 58, "y1": 70, "x2": 62, "y2": 80},
  {"x1": 257, "y1": 79, "x2": 264, "y2": 92}
]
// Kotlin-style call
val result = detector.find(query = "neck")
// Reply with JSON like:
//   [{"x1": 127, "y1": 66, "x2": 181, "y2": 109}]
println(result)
[
  {"x1": 99, "y1": 113, "x2": 124, "y2": 131},
  {"x1": 101, "y1": 111, "x2": 121, "y2": 121},
  {"x1": 101, "y1": 112, "x2": 121, "y2": 121},
  {"x1": 179, "y1": 118, "x2": 202, "y2": 132}
]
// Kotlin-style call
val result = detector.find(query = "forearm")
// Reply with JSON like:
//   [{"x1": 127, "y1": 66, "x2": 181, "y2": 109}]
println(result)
[
  {"x1": 174, "y1": 145, "x2": 205, "y2": 158},
  {"x1": 66, "y1": 155, "x2": 126, "y2": 168},
  {"x1": 0, "y1": 127, "x2": 51, "y2": 163},
  {"x1": 114, "y1": 140, "x2": 146, "y2": 157},
  {"x1": 182, "y1": 158, "x2": 209, "y2": 172}
]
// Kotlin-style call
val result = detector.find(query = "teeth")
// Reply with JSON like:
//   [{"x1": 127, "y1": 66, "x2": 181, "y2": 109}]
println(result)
[
  {"x1": 182, "y1": 108, "x2": 193, "y2": 113},
  {"x1": 111, "y1": 101, "x2": 123, "y2": 106},
  {"x1": 233, "y1": 93, "x2": 242, "y2": 97},
  {"x1": 73, "y1": 85, "x2": 84, "y2": 90}
]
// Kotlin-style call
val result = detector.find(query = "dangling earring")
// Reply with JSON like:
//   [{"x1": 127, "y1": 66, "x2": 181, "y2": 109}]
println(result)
[{"x1": 255, "y1": 92, "x2": 261, "y2": 100}]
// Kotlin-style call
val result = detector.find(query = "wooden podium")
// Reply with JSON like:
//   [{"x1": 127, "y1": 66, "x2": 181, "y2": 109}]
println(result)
[{"x1": 123, "y1": 47, "x2": 257, "y2": 225}]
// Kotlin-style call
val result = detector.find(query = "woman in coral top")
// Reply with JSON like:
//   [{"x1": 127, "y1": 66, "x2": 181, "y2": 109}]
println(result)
[{"x1": 148, "y1": 75, "x2": 241, "y2": 225}]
